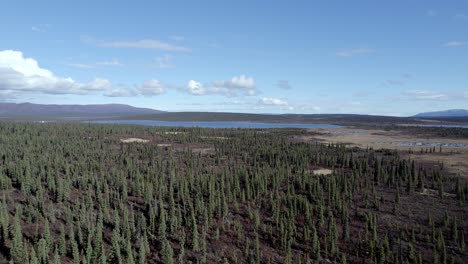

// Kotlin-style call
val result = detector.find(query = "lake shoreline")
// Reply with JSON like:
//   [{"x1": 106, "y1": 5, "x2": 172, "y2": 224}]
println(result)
[{"x1": 87, "y1": 120, "x2": 344, "y2": 129}]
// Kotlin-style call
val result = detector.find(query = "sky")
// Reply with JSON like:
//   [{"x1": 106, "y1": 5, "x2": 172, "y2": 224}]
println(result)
[{"x1": 0, "y1": 0, "x2": 467, "y2": 116}]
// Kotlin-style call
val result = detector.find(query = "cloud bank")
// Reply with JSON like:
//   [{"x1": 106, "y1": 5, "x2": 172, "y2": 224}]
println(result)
[{"x1": 0, "y1": 50, "x2": 112, "y2": 95}]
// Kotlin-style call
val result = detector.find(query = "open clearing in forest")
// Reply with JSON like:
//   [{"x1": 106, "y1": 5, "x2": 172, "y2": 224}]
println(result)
[
  {"x1": 200, "y1": 136, "x2": 228, "y2": 140},
  {"x1": 120, "y1": 137, "x2": 150, "y2": 143},
  {"x1": 312, "y1": 168, "x2": 333, "y2": 175},
  {"x1": 192, "y1": 147, "x2": 215, "y2": 155},
  {"x1": 298, "y1": 128, "x2": 468, "y2": 178}
]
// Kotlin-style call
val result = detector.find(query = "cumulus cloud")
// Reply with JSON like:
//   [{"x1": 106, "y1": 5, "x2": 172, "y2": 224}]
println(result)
[
  {"x1": 259, "y1": 97, "x2": 288, "y2": 106},
  {"x1": 184, "y1": 75, "x2": 256, "y2": 96},
  {"x1": 187, "y1": 80, "x2": 205, "y2": 95},
  {"x1": 0, "y1": 50, "x2": 112, "y2": 95},
  {"x1": 137, "y1": 80, "x2": 167, "y2": 96},
  {"x1": 213, "y1": 75, "x2": 255, "y2": 90},
  {"x1": 445, "y1": 41, "x2": 464, "y2": 47},
  {"x1": 83, "y1": 78, "x2": 112, "y2": 91},
  {"x1": 105, "y1": 80, "x2": 168, "y2": 97},
  {"x1": 211, "y1": 75, "x2": 256, "y2": 96},
  {"x1": 276, "y1": 80, "x2": 292, "y2": 90},
  {"x1": 336, "y1": 48, "x2": 374, "y2": 57}
]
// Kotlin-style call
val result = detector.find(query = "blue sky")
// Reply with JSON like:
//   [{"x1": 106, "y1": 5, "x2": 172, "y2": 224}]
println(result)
[{"x1": 0, "y1": 0, "x2": 467, "y2": 116}]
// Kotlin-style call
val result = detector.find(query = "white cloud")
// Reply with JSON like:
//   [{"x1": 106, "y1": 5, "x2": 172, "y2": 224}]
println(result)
[
  {"x1": 106, "y1": 80, "x2": 167, "y2": 97},
  {"x1": 68, "y1": 59, "x2": 123, "y2": 69},
  {"x1": 96, "y1": 59, "x2": 123, "y2": 66},
  {"x1": 104, "y1": 88, "x2": 137, "y2": 97},
  {"x1": 137, "y1": 80, "x2": 166, "y2": 96},
  {"x1": 213, "y1": 75, "x2": 255, "y2": 90},
  {"x1": 31, "y1": 24, "x2": 51, "y2": 33},
  {"x1": 1, "y1": 50, "x2": 54, "y2": 78},
  {"x1": 187, "y1": 80, "x2": 205, "y2": 95},
  {"x1": 0, "y1": 50, "x2": 112, "y2": 95},
  {"x1": 445, "y1": 41, "x2": 464, "y2": 47},
  {"x1": 402, "y1": 90, "x2": 449, "y2": 100},
  {"x1": 67, "y1": 63, "x2": 95, "y2": 69},
  {"x1": 84, "y1": 78, "x2": 112, "y2": 91},
  {"x1": 100, "y1": 39, "x2": 190, "y2": 51},
  {"x1": 211, "y1": 75, "x2": 256, "y2": 96},
  {"x1": 336, "y1": 48, "x2": 374, "y2": 57},
  {"x1": 183, "y1": 75, "x2": 256, "y2": 97},
  {"x1": 276, "y1": 80, "x2": 291, "y2": 90},
  {"x1": 259, "y1": 97, "x2": 288, "y2": 106}
]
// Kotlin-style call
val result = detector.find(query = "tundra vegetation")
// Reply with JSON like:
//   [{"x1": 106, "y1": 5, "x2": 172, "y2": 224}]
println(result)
[{"x1": 0, "y1": 123, "x2": 466, "y2": 263}]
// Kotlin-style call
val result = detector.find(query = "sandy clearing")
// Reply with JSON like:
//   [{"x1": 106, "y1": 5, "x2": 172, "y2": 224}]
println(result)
[
  {"x1": 120, "y1": 138, "x2": 149, "y2": 143},
  {"x1": 312, "y1": 169, "x2": 333, "y2": 175}
]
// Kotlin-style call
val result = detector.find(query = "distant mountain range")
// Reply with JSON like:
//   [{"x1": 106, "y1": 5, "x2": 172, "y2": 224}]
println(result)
[
  {"x1": 414, "y1": 109, "x2": 468, "y2": 118},
  {"x1": 0, "y1": 103, "x2": 163, "y2": 118},
  {"x1": 1, "y1": 103, "x2": 467, "y2": 124}
]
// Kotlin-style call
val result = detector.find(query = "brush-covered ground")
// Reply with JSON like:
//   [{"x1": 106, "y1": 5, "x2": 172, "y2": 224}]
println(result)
[{"x1": 0, "y1": 123, "x2": 466, "y2": 263}]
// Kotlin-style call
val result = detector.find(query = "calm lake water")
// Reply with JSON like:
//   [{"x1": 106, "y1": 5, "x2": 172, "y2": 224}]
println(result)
[
  {"x1": 417, "y1": 124, "x2": 468, "y2": 129},
  {"x1": 89, "y1": 120, "x2": 343, "y2": 129}
]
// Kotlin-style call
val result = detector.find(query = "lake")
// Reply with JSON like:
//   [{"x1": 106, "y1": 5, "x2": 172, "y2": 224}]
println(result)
[
  {"x1": 375, "y1": 141, "x2": 468, "y2": 147},
  {"x1": 417, "y1": 124, "x2": 468, "y2": 129},
  {"x1": 88, "y1": 120, "x2": 343, "y2": 129}
]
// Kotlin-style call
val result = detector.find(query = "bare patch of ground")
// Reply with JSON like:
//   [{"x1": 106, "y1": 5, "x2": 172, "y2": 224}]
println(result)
[
  {"x1": 191, "y1": 147, "x2": 215, "y2": 155},
  {"x1": 409, "y1": 151, "x2": 468, "y2": 177},
  {"x1": 299, "y1": 128, "x2": 468, "y2": 178},
  {"x1": 312, "y1": 169, "x2": 333, "y2": 175},
  {"x1": 418, "y1": 188, "x2": 456, "y2": 198},
  {"x1": 200, "y1": 136, "x2": 228, "y2": 140},
  {"x1": 120, "y1": 138, "x2": 149, "y2": 143}
]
